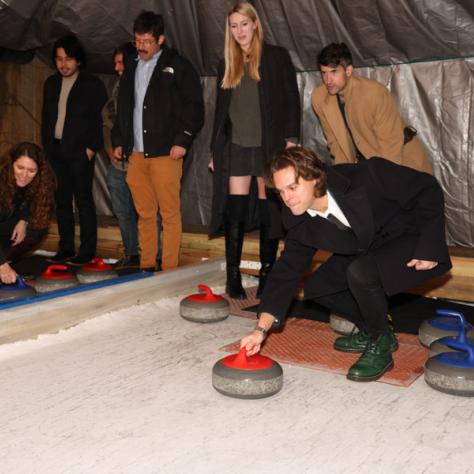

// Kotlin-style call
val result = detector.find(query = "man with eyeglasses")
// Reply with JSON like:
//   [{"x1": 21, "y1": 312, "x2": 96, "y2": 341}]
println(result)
[{"x1": 112, "y1": 10, "x2": 204, "y2": 271}]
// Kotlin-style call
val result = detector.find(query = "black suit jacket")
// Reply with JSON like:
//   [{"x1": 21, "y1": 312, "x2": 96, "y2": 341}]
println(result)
[
  {"x1": 111, "y1": 45, "x2": 204, "y2": 158},
  {"x1": 42, "y1": 71, "x2": 107, "y2": 159},
  {"x1": 259, "y1": 158, "x2": 452, "y2": 326}
]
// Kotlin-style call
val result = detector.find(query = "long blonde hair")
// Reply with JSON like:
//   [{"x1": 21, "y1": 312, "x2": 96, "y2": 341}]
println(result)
[{"x1": 221, "y1": 2, "x2": 263, "y2": 89}]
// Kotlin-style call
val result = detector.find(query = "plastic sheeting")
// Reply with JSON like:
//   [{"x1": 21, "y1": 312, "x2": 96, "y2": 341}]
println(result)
[
  {"x1": 182, "y1": 60, "x2": 474, "y2": 247},
  {"x1": 0, "y1": 0, "x2": 473, "y2": 245}
]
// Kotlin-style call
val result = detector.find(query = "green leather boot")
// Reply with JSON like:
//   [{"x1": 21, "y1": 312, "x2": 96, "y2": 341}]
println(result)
[
  {"x1": 334, "y1": 330, "x2": 370, "y2": 353},
  {"x1": 346, "y1": 332, "x2": 396, "y2": 381},
  {"x1": 334, "y1": 329, "x2": 398, "y2": 353}
]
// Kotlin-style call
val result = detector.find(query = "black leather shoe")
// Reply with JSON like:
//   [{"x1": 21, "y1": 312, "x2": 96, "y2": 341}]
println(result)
[
  {"x1": 48, "y1": 250, "x2": 75, "y2": 263},
  {"x1": 140, "y1": 267, "x2": 156, "y2": 273},
  {"x1": 114, "y1": 255, "x2": 140, "y2": 269},
  {"x1": 68, "y1": 255, "x2": 94, "y2": 266}
]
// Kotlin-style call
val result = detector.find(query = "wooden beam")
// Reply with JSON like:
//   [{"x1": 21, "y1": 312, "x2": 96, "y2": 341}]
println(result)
[{"x1": 41, "y1": 222, "x2": 474, "y2": 303}]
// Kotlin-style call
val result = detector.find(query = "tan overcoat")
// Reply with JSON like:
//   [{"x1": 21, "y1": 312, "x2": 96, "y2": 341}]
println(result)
[{"x1": 311, "y1": 75, "x2": 432, "y2": 173}]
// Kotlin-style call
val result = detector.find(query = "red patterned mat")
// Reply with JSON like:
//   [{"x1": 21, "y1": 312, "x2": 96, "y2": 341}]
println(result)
[
  {"x1": 223, "y1": 285, "x2": 259, "y2": 320},
  {"x1": 222, "y1": 288, "x2": 428, "y2": 387}
]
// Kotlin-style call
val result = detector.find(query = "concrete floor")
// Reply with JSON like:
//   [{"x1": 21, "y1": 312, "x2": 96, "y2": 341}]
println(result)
[{"x1": 0, "y1": 289, "x2": 473, "y2": 474}]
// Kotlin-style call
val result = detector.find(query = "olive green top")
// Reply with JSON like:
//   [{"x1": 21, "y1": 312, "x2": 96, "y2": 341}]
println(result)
[{"x1": 228, "y1": 66, "x2": 262, "y2": 147}]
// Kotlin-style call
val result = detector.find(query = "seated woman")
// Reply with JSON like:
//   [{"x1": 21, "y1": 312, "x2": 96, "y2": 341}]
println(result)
[{"x1": 0, "y1": 142, "x2": 55, "y2": 284}]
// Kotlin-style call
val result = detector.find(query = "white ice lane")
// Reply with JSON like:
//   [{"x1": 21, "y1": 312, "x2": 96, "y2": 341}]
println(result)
[{"x1": 0, "y1": 293, "x2": 473, "y2": 474}]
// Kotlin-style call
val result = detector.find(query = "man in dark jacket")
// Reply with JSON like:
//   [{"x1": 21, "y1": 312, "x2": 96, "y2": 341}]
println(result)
[
  {"x1": 241, "y1": 147, "x2": 451, "y2": 382},
  {"x1": 42, "y1": 35, "x2": 107, "y2": 265},
  {"x1": 111, "y1": 11, "x2": 204, "y2": 271}
]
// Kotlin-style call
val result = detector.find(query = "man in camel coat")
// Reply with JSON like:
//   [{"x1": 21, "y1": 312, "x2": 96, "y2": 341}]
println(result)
[{"x1": 311, "y1": 42, "x2": 432, "y2": 174}]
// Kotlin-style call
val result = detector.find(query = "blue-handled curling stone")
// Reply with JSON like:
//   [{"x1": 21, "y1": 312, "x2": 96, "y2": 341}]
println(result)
[
  {"x1": 424, "y1": 338, "x2": 474, "y2": 397},
  {"x1": 0, "y1": 276, "x2": 36, "y2": 301},
  {"x1": 418, "y1": 309, "x2": 474, "y2": 347},
  {"x1": 429, "y1": 311, "x2": 474, "y2": 357}
]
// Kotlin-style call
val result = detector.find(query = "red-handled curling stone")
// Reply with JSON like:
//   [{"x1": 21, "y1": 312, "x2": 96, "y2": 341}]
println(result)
[
  {"x1": 76, "y1": 257, "x2": 118, "y2": 283},
  {"x1": 33, "y1": 264, "x2": 79, "y2": 293},
  {"x1": 0, "y1": 276, "x2": 36, "y2": 302},
  {"x1": 179, "y1": 284, "x2": 229, "y2": 323},
  {"x1": 212, "y1": 347, "x2": 283, "y2": 399}
]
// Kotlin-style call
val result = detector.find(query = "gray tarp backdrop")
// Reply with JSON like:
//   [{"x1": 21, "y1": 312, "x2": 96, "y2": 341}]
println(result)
[{"x1": 1, "y1": 0, "x2": 473, "y2": 246}]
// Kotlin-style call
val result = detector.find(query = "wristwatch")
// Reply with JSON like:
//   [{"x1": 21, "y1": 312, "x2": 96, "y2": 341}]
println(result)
[{"x1": 253, "y1": 325, "x2": 268, "y2": 338}]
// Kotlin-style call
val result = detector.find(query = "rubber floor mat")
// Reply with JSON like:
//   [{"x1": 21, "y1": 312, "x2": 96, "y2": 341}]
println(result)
[{"x1": 220, "y1": 318, "x2": 428, "y2": 387}]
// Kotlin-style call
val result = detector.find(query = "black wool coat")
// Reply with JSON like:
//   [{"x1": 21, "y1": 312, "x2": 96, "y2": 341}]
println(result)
[
  {"x1": 111, "y1": 45, "x2": 204, "y2": 159},
  {"x1": 209, "y1": 43, "x2": 300, "y2": 237},
  {"x1": 42, "y1": 71, "x2": 107, "y2": 159},
  {"x1": 259, "y1": 158, "x2": 452, "y2": 326}
]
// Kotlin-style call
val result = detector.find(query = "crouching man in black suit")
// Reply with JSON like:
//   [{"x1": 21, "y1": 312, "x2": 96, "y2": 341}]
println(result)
[{"x1": 241, "y1": 146, "x2": 451, "y2": 381}]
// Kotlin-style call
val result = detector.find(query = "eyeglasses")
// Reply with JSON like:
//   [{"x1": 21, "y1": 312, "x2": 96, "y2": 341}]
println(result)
[{"x1": 132, "y1": 38, "x2": 157, "y2": 47}]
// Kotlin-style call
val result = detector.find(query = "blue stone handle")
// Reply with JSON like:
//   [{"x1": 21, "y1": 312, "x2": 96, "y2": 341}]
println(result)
[
  {"x1": 15, "y1": 275, "x2": 29, "y2": 289},
  {"x1": 445, "y1": 339, "x2": 474, "y2": 364}
]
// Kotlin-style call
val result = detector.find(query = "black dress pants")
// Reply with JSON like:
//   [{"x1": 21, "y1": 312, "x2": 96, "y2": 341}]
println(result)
[
  {"x1": 52, "y1": 145, "x2": 97, "y2": 257},
  {"x1": 313, "y1": 255, "x2": 390, "y2": 336}
]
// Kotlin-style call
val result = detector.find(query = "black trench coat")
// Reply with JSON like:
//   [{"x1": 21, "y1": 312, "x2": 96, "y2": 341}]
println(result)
[
  {"x1": 259, "y1": 158, "x2": 452, "y2": 326},
  {"x1": 209, "y1": 43, "x2": 300, "y2": 237}
]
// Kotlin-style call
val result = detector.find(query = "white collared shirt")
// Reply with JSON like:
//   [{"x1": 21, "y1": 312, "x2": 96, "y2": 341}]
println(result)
[
  {"x1": 306, "y1": 191, "x2": 351, "y2": 228},
  {"x1": 133, "y1": 50, "x2": 162, "y2": 152}
]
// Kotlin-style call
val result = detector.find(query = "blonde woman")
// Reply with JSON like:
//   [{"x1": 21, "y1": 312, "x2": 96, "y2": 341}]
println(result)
[{"x1": 209, "y1": 1, "x2": 300, "y2": 299}]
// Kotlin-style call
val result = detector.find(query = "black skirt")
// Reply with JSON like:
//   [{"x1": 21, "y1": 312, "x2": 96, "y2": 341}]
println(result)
[{"x1": 229, "y1": 143, "x2": 265, "y2": 177}]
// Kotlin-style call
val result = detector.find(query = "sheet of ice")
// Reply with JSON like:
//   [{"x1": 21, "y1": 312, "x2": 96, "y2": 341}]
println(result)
[{"x1": 0, "y1": 286, "x2": 472, "y2": 474}]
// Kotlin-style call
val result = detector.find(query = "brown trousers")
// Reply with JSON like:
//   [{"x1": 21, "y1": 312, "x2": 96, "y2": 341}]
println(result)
[{"x1": 126, "y1": 152, "x2": 182, "y2": 270}]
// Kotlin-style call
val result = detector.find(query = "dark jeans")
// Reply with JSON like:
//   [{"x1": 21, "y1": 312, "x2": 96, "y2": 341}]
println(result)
[
  {"x1": 106, "y1": 166, "x2": 139, "y2": 257},
  {"x1": 314, "y1": 255, "x2": 390, "y2": 336},
  {"x1": 106, "y1": 165, "x2": 162, "y2": 260},
  {"x1": 51, "y1": 145, "x2": 96, "y2": 257}
]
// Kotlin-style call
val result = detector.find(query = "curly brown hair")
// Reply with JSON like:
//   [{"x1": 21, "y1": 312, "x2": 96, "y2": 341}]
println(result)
[
  {"x1": 265, "y1": 146, "x2": 327, "y2": 198},
  {"x1": 0, "y1": 142, "x2": 56, "y2": 229}
]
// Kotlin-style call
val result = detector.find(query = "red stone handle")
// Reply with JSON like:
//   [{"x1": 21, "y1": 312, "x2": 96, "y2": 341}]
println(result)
[{"x1": 44, "y1": 264, "x2": 68, "y2": 275}]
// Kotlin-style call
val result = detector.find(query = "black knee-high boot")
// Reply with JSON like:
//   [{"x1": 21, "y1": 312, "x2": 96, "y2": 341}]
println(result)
[
  {"x1": 225, "y1": 195, "x2": 248, "y2": 299},
  {"x1": 257, "y1": 199, "x2": 279, "y2": 297}
]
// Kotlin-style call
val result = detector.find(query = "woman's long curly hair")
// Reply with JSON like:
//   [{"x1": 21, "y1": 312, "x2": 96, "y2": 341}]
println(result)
[{"x1": 0, "y1": 142, "x2": 56, "y2": 229}]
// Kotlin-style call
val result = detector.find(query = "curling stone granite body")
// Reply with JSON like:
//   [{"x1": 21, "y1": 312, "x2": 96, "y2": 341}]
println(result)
[
  {"x1": 180, "y1": 284, "x2": 229, "y2": 323},
  {"x1": 212, "y1": 348, "x2": 283, "y2": 399},
  {"x1": 419, "y1": 317, "x2": 474, "y2": 347},
  {"x1": 0, "y1": 277, "x2": 36, "y2": 302},
  {"x1": 34, "y1": 264, "x2": 79, "y2": 293},
  {"x1": 424, "y1": 342, "x2": 474, "y2": 397},
  {"x1": 429, "y1": 336, "x2": 474, "y2": 357},
  {"x1": 329, "y1": 313, "x2": 358, "y2": 335},
  {"x1": 76, "y1": 257, "x2": 118, "y2": 283}
]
